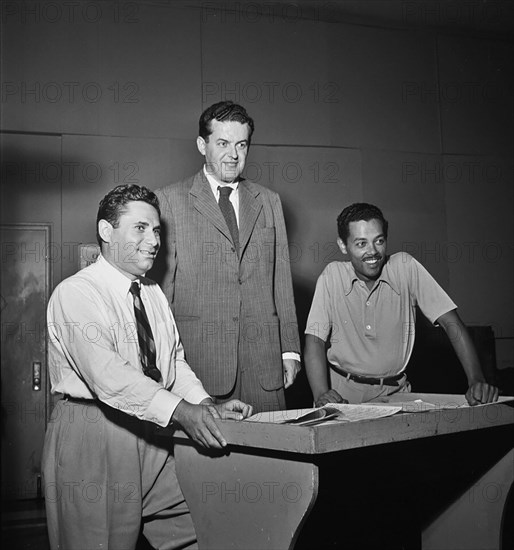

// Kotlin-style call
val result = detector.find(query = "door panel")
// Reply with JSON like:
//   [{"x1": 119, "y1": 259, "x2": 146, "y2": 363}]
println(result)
[{"x1": 1, "y1": 224, "x2": 50, "y2": 500}]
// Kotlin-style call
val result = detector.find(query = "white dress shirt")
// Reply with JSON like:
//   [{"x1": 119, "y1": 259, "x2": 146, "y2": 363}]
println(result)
[{"x1": 47, "y1": 254, "x2": 210, "y2": 427}]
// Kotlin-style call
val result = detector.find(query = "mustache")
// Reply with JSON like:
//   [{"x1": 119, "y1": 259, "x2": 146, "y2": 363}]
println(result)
[{"x1": 362, "y1": 255, "x2": 382, "y2": 261}]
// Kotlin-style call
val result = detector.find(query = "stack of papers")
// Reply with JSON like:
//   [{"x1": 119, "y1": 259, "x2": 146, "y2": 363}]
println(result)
[
  {"x1": 246, "y1": 403, "x2": 403, "y2": 426},
  {"x1": 245, "y1": 396, "x2": 514, "y2": 426}
]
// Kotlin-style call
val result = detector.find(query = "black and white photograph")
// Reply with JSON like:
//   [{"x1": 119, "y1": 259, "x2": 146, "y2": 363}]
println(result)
[{"x1": 1, "y1": 1, "x2": 513, "y2": 549}]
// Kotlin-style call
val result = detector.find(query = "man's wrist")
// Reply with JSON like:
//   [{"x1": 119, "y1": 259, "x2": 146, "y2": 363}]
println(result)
[
  {"x1": 467, "y1": 376, "x2": 486, "y2": 385},
  {"x1": 282, "y1": 352, "x2": 301, "y2": 363},
  {"x1": 168, "y1": 398, "x2": 183, "y2": 427}
]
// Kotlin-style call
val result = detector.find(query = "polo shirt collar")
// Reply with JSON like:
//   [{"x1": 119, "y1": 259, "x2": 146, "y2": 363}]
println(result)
[{"x1": 343, "y1": 256, "x2": 400, "y2": 296}]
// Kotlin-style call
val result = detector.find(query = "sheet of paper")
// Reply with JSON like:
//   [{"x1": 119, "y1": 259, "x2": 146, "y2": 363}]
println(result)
[
  {"x1": 246, "y1": 403, "x2": 402, "y2": 424},
  {"x1": 319, "y1": 403, "x2": 402, "y2": 421},
  {"x1": 245, "y1": 396, "x2": 514, "y2": 424},
  {"x1": 366, "y1": 399, "x2": 440, "y2": 412},
  {"x1": 368, "y1": 395, "x2": 514, "y2": 411},
  {"x1": 246, "y1": 409, "x2": 317, "y2": 424}
]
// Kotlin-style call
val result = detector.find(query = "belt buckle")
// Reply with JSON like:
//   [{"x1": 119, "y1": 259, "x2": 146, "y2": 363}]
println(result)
[{"x1": 379, "y1": 377, "x2": 384, "y2": 389}]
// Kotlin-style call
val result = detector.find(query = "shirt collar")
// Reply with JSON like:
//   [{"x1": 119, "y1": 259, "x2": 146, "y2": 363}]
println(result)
[
  {"x1": 97, "y1": 254, "x2": 138, "y2": 297},
  {"x1": 203, "y1": 165, "x2": 239, "y2": 198},
  {"x1": 344, "y1": 256, "x2": 400, "y2": 296}
]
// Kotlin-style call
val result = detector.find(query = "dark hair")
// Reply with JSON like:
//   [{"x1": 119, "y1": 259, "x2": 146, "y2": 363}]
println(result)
[
  {"x1": 337, "y1": 203, "x2": 388, "y2": 243},
  {"x1": 96, "y1": 184, "x2": 160, "y2": 246},
  {"x1": 199, "y1": 101, "x2": 255, "y2": 141}
]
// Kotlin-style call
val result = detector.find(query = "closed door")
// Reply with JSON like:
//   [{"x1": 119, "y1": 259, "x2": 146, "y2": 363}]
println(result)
[{"x1": 1, "y1": 224, "x2": 50, "y2": 500}]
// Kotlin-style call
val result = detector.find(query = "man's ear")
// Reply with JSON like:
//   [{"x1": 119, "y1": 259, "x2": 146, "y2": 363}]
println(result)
[
  {"x1": 337, "y1": 237, "x2": 347, "y2": 255},
  {"x1": 98, "y1": 219, "x2": 113, "y2": 244},
  {"x1": 196, "y1": 136, "x2": 206, "y2": 156}
]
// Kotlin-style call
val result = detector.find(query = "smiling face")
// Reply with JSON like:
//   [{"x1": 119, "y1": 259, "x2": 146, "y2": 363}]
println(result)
[
  {"x1": 98, "y1": 200, "x2": 160, "y2": 280},
  {"x1": 197, "y1": 119, "x2": 250, "y2": 184},
  {"x1": 338, "y1": 218, "x2": 387, "y2": 285}
]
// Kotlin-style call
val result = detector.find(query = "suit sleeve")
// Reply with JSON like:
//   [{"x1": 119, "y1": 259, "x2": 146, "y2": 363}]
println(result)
[
  {"x1": 271, "y1": 193, "x2": 301, "y2": 355},
  {"x1": 154, "y1": 187, "x2": 177, "y2": 303}
]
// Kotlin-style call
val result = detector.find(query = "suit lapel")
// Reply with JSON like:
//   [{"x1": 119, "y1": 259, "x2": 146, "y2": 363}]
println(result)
[
  {"x1": 190, "y1": 171, "x2": 233, "y2": 243},
  {"x1": 238, "y1": 180, "x2": 263, "y2": 254}
]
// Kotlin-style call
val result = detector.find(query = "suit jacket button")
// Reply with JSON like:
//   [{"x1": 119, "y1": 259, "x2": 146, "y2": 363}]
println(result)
[
  {"x1": 231, "y1": 247, "x2": 235, "y2": 252},
  {"x1": 233, "y1": 316, "x2": 238, "y2": 322}
]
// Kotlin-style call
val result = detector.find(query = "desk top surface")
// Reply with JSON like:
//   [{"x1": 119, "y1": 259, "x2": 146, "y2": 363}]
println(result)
[{"x1": 172, "y1": 393, "x2": 514, "y2": 454}]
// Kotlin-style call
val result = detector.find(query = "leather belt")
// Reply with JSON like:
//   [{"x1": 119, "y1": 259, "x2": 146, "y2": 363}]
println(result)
[{"x1": 339, "y1": 369, "x2": 405, "y2": 386}]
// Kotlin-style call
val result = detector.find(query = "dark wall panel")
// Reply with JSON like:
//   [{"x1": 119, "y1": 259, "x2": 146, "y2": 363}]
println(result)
[
  {"x1": 60, "y1": 134, "x2": 199, "y2": 279},
  {"x1": 96, "y1": 4, "x2": 202, "y2": 138},
  {"x1": 438, "y1": 36, "x2": 514, "y2": 155},
  {"x1": 1, "y1": 2, "x2": 202, "y2": 139},
  {"x1": 444, "y1": 154, "x2": 514, "y2": 336},
  {"x1": 361, "y1": 148, "x2": 449, "y2": 288},
  {"x1": 1, "y1": 133, "x2": 63, "y2": 287}
]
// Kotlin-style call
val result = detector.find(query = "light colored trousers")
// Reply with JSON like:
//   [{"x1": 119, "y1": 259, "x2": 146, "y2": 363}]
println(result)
[{"x1": 42, "y1": 398, "x2": 197, "y2": 550}]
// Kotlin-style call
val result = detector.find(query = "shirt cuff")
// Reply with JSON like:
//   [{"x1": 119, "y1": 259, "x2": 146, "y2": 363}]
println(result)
[
  {"x1": 282, "y1": 352, "x2": 301, "y2": 362},
  {"x1": 145, "y1": 387, "x2": 211, "y2": 427}
]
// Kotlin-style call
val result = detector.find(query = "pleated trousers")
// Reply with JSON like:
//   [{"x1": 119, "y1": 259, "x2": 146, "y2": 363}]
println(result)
[{"x1": 42, "y1": 398, "x2": 197, "y2": 550}]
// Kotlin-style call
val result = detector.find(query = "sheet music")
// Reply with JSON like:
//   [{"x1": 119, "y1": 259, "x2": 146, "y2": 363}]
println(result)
[
  {"x1": 246, "y1": 403, "x2": 402, "y2": 424},
  {"x1": 367, "y1": 395, "x2": 514, "y2": 411}
]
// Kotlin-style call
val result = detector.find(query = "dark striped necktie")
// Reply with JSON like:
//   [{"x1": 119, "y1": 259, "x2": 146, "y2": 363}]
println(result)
[
  {"x1": 129, "y1": 281, "x2": 162, "y2": 383},
  {"x1": 218, "y1": 186, "x2": 239, "y2": 256}
]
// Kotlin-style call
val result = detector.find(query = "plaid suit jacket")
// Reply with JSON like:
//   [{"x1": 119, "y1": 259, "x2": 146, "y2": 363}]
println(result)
[{"x1": 155, "y1": 170, "x2": 300, "y2": 395}]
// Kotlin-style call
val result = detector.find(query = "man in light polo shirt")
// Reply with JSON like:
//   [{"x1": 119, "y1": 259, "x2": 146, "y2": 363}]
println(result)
[{"x1": 304, "y1": 202, "x2": 498, "y2": 406}]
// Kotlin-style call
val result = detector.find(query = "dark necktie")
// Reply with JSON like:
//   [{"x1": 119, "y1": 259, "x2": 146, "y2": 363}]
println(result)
[
  {"x1": 218, "y1": 186, "x2": 239, "y2": 256},
  {"x1": 129, "y1": 281, "x2": 162, "y2": 382}
]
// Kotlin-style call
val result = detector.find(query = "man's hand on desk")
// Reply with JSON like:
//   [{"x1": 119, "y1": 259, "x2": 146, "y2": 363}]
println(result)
[
  {"x1": 465, "y1": 381, "x2": 499, "y2": 406},
  {"x1": 211, "y1": 399, "x2": 253, "y2": 420},
  {"x1": 171, "y1": 399, "x2": 253, "y2": 449},
  {"x1": 314, "y1": 389, "x2": 348, "y2": 408}
]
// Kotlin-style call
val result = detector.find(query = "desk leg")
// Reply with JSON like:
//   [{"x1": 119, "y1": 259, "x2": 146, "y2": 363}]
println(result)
[
  {"x1": 422, "y1": 448, "x2": 514, "y2": 550},
  {"x1": 175, "y1": 442, "x2": 318, "y2": 550}
]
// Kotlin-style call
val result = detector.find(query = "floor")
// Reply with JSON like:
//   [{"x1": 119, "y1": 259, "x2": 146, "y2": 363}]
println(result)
[
  {"x1": 2, "y1": 491, "x2": 513, "y2": 550},
  {"x1": 0, "y1": 499, "x2": 152, "y2": 550},
  {"x1": 1, "y1": 499, "x2": 49, "y2": 550}
]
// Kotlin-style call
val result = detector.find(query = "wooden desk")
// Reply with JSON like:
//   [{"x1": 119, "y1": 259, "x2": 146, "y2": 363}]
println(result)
[{"x1": 172, "y1": 394, "x2": 514, "y2": 550}]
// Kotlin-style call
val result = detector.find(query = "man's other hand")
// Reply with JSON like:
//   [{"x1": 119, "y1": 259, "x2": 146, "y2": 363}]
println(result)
[
  {"x1": 171, "y1": 400, "x2": 228, "y2": 449},
  {"x1": 283, "y1": 359, "x2": 301, "y2": 389},
  {"x1": 212, "y1": 399, "x2": 253, "y2": 420},
  {"x1": 465, "y1": 381, "x2": 499, "y2": 405},
  {"x1": 315, "y1": 389, "x2": 347, "y2": 407}
]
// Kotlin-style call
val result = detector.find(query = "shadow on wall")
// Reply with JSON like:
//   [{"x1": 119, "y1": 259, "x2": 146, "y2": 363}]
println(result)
[{"x1": 406, "y1": 309, "x2": 506, "y2": 395}]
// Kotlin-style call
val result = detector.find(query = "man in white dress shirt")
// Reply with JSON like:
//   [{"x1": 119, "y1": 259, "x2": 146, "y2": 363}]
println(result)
[{"x1": 42, "y1": 184, "x2": 252, "y2": 550}]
